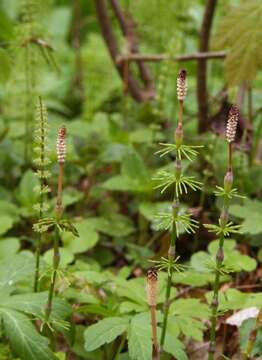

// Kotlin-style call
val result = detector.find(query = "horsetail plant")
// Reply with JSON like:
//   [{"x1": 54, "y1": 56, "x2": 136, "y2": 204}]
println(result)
[
  {"x1": 33, "y1": 96, "x2": 51, "y2": 292},
  {"x1": 34, "y1": 126, "x2": 78, "y2": 329},
  {"x1": 146, "y1": 268, "x2": 159, "y2": 360},
  {"x1": 44, "y1": 126, "x2": 66, "y2": 324},
  {"x1": 153, "y1": 69, "x2": 202, "y2": 349},
  {"x1": 205, "y1": 105, "x2": 242, "y2": 360}
]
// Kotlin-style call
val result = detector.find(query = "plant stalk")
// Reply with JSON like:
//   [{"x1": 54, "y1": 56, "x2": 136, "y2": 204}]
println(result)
[
  {"x1": 208, "y1": 150, "x2": 232, "y2": 359},
  {"x1": 34, "y1": 96, "x2": 45, "y2": 292},
  {"x1": 150, "y1": 305, "x2": 159, "y2": 360},
  {"x1": 45, "y1": 162, "x2": 64, "y2": 323},
  {"x1": 208, "y1": 232, "x2": 225, "y2": 359},
  {"x1": 160, "y1": 223, "x2": 177, "y2": 349}
]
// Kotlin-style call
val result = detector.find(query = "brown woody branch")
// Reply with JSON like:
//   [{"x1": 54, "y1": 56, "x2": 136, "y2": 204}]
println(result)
[
  {"x1": 94, "y1": 0, "x2": 155, "y2": 102},
  {"x1": 197, "y1": 0, "x2": 218, "y2": 133},
  {"x1": 116, "y1": 51, "x2": 226, "y2": 64}
]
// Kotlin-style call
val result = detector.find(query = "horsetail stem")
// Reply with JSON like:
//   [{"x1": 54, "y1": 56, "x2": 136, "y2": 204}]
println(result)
[
  {"x1": 33, "y1": 96, "x2": 50, "y2": 292},
  {"x1": 147, "y1": 268, "x2": 159, "y2": 360},
  {"x1": 208, "y1": 105, "x2": 239, "y2": 360},
  {"x1": 45, "y1": 126, "x2": 66, "y2": 322},
  {"x1": 160, "y1": 69, "x2": 187, "y2": 349}
]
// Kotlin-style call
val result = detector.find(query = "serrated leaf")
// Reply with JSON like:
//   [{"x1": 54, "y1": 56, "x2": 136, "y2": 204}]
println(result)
[
  {"x1": 0, "y1": 253, "x2": 35, "y2": 290},
  {"x1": 163, "y1": 330, "x2": 188, "y2": 360},
  {"x1": 0, "y1": 292, "x2": 71, "y2": 320},
  {"x1": 128, "y1": 313, "x2": 151, "y2": 360},
  {"x1": 84, "y1": 317, "x2": 129, "y2": 352},
  {"x1": 0, "y1": 308, "x2": 56, "y2": 360},
  {"x1": 213, "y1": 0, "x2": 262, "y2": 85},
  {"x1": 170, "y1": 298, "x2": 210, "y2": 319}
]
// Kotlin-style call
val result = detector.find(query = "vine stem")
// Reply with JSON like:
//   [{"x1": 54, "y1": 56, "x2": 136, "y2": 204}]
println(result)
[{"x1": 242, "y1": 307, "x2": 262, "y2": 359}]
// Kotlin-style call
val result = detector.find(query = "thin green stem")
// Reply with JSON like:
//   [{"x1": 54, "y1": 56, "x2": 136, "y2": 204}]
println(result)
[
  {"x1": 44, "y1": 161, "x2": 64, "y2": 324},
  {"x1": 45, "y1": 230, "x2": 60, "y2": 323},
  {"x1": 208, "y1": 232, "x2": 225, "y2": 360},
  {"x1": 34, "y1": 233, "x2": 42, "y2": 292},
  {"x1": 208, "y1": 172, "x2": 231, "y2": 358},
  {"x1": 160, "y1": 222, "x2": 177, "y2": 349}
]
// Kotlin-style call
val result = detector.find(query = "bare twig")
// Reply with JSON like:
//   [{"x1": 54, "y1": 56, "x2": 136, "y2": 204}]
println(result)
[{"x1": 116, "y1": 51, "x2": 226, "y2": 64}]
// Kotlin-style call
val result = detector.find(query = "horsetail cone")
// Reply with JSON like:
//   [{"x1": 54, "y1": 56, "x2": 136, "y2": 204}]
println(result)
[
  {"x1": 57, "y1": 126, "x2": 67, "y2": 164},
  {"x1": 226, "y1": 105, "x2": 239, "y2": 143},
  {"x1": 147, "y1": 268, "x2": 158, "y2": 307},
  {"x1": 177, "y1": 69, "x2": 187, "y2": 101}
]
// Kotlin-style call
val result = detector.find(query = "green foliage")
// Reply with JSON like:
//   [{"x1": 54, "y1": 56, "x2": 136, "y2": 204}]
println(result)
[
  {"x1": 1, "y1": 309, "x2": 56, "y2": 360},
  {"x1": 84, "y1": 317, "x2": 129, "y2": 352},
  {"x1": 213, "y1": 0, "x2": 262, "y2": 85},
  {"x1": 229, "y1": 199, "x2": 262, "y2": 235},
  {"x1": 0, "y1": 1, "x2": 260, "y2": 358}
]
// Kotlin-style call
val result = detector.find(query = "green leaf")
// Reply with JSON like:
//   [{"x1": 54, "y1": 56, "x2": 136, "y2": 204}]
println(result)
[
  {"x1": 173, "y1": 270, "x2": 218, "y2": 286},
  {"x1": 170, "y1": 299, "x2": 210, "y2": 319},
  {"x1": 0, "y1": 238, "x2": 20, "y2": 259},
  {"x1": 139, "y1": 201, "x2": 171, "y2": 222},
  {"x1": 213, "y1": 0, "x2": 262, "y2": 85},
  {"x1": 0, "y1": 49, "x2": 12, "y2": 84},
  {"x1": 163, "y1": 330, "x2": 188, "y2": 360},
  {"x1": 16, "y1": 170, "x2": 39, "y2": 214},
  {"x1": 128, "y1": 313, "x2": 151, "y2": 360},
  {"x1": 0, "y1": 308, "x2": 56, "y2": 360},
  {"x1": 229, "y1": 199, "x2": 262, "y2": 235},
  {"x1": 0, "y1": 292, "x2": 71, "y2": 321},
  {"x1": 89, "y1": 215, "x2": 134, "y2": 237},
  {"x1": 0, "y1": 216, "x2": 14, "y2": 236},
  {"x1": 122, "y1": 147, "x2": 148, "y2": 182},
  {"x1": 62, "y1": 219, "x2": 99, "y2": 254},
  {"x1": 84, "y1": 317, "x2": 129, "y2": 352},
  {"x1": 239, "y1": 319, "x2": 262, "y2": 356},
  {"x1": 0, "y1": 253, "x2": 35, "y2": 290}
]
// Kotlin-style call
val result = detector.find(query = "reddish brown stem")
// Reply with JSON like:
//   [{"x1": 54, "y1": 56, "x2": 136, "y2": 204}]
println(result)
[
  {"x1": 178, "y1": 100, "x2": 184, "y2": 125},
  {"x1": 228, "y1": 143, "x2": 232, "y2": 172},
  {"x1": 150, "y1": 306, "x2": 159, "y2": 360},
  {"x1": 56, "y1": 163, "x2": 64, "y2": 219}
]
